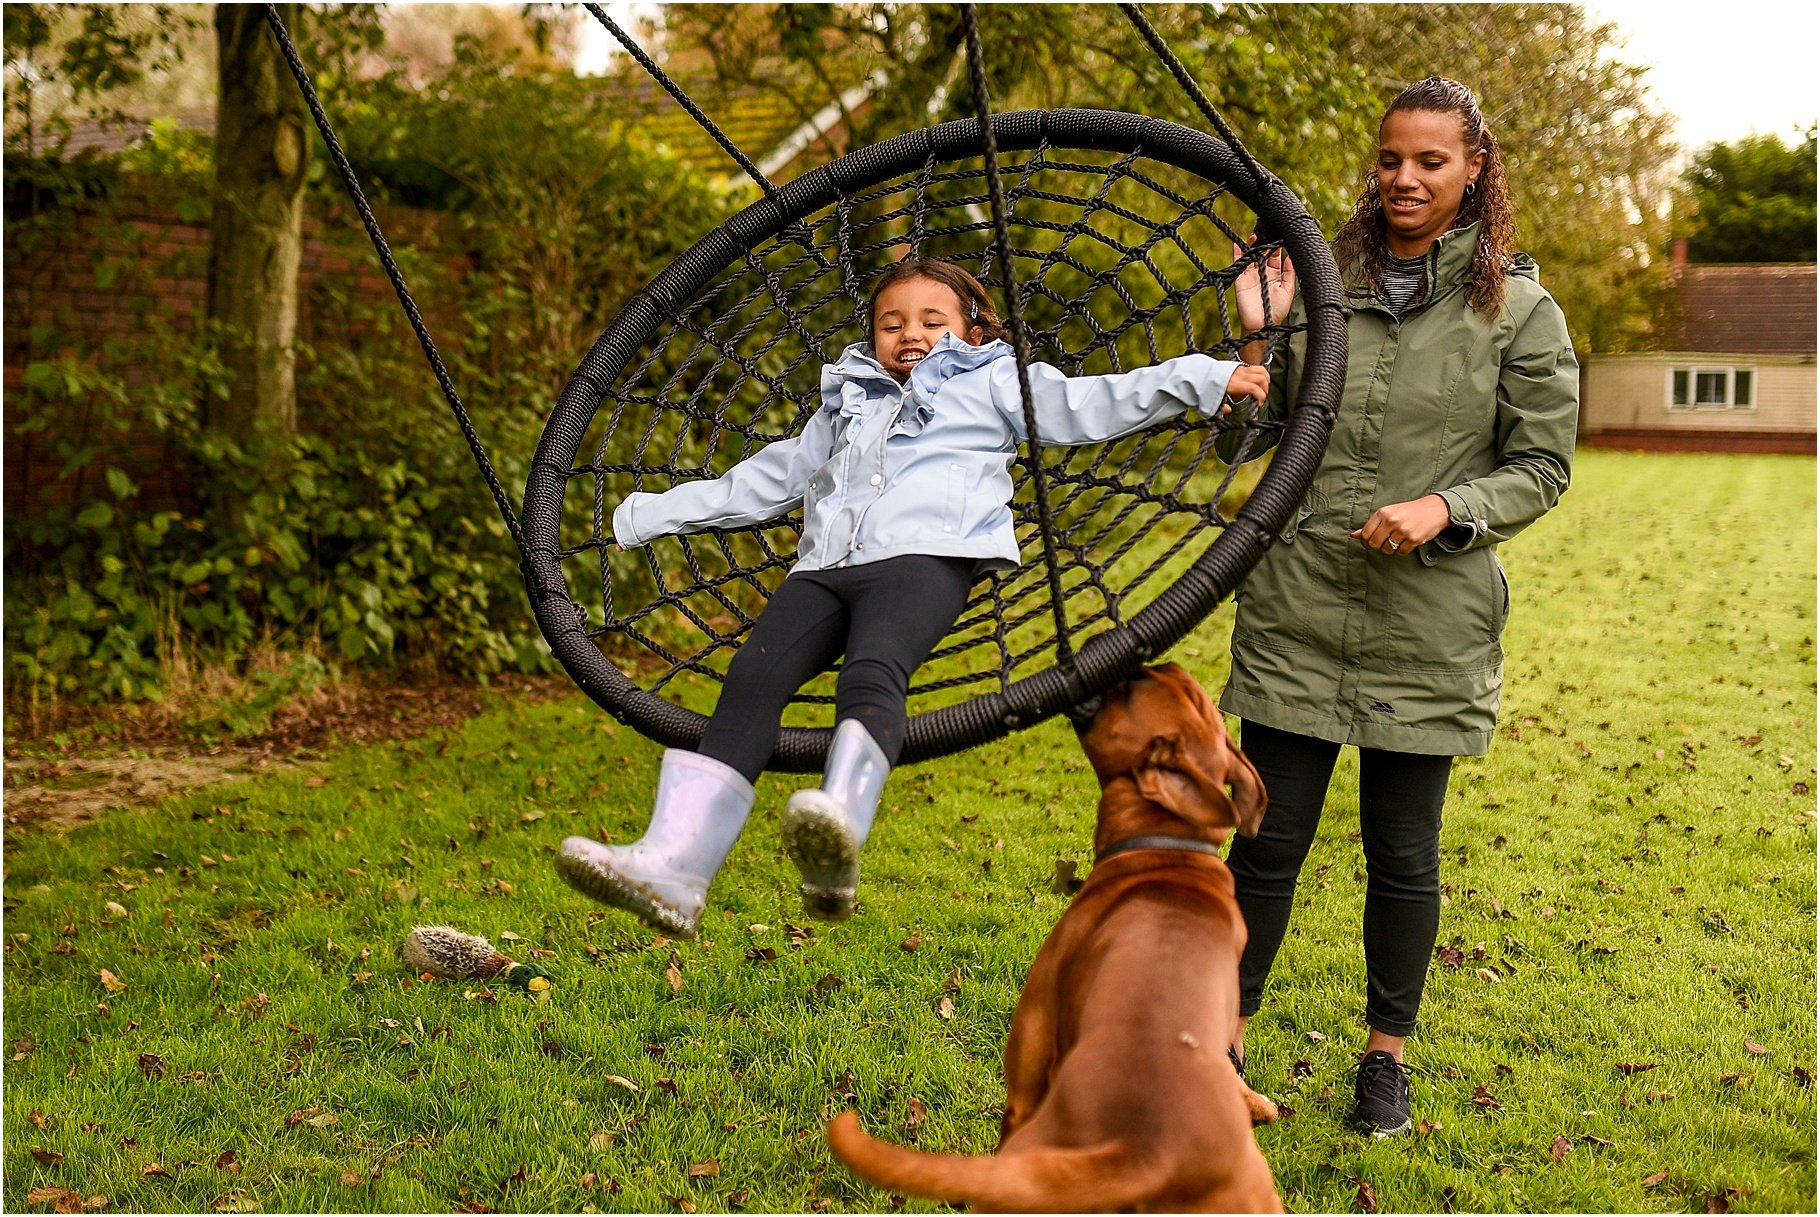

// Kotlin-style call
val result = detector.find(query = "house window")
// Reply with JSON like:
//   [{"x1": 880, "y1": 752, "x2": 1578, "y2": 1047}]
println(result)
[{"x1": 1668, "y1": 365, "x2": 1756, "y2": 410}]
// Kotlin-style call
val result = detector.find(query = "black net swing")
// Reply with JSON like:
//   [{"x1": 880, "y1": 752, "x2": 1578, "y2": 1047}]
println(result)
[{"x1": 267, "y1": 3, "x2": 1346, "y2": 772}]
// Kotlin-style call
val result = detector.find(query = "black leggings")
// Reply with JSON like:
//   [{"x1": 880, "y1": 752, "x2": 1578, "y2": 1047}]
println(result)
[
  {"x1": 697, "y1": 554, "x2": 975, "y2": 783},
  {"x1": 1225, "y1": 720, "x2": 1454, "y2": 1037}
]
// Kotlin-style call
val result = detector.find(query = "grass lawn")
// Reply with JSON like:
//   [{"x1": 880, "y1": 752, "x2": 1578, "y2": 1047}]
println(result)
[{"x1": 4, "y1": 449, "x2": 1814, "y2": 1214}]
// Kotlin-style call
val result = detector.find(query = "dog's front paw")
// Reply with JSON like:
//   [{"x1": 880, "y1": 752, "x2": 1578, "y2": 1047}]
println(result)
[{"x1": 1242, "y1": 1085, "x2": 1279, "y2": 1126}]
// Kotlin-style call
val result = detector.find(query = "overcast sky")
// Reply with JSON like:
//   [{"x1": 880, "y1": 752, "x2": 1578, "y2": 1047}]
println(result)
[
  {"x1": 1584, "y1": 0, "x2": 1816, "y2": 153},
  {"x1": 574, "y1": 2, "x2": 1819, "y2": 155}
]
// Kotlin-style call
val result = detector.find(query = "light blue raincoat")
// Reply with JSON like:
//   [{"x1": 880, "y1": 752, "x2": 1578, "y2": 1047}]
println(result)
[{"x1": 613, "y1": 332, "x2": 1244, "y2": 573}]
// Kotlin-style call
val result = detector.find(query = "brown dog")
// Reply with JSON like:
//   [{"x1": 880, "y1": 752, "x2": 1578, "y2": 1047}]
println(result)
[{"x1": 827, "y1": 663, "x2": 1283, "y2": 1212}]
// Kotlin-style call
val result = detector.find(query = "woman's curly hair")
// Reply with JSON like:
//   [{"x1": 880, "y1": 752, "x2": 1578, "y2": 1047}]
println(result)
[
  {"x1": 867, "y1": 257, "x2": 1012, "y2": 345},
  {"x1": 1334, "y1": 76, "x2": 1516, "y2": 317}
]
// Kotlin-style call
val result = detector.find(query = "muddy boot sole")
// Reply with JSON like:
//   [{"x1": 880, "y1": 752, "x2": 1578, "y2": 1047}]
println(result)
[
  {"x1": 780, "y1": 793, "x2": 859, "y2": 921},
  {"x1": 554, "y1": 843, "x2": 699, "y2": 937}
]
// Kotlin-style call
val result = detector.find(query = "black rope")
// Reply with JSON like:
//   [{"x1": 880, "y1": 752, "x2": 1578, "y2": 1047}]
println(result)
[
  {"x1": 959, "y1": 4, "x2": 1077, "y2": 679},
  {"x1": 1115, "y1": 3, "x2": 1271, "y2": 195},
  {"x1": 260, "y1": 5, "x2": 522, "y2": 548},
  {"x1": 582, "y1": 4, "x2": 781, "y2": 202}
]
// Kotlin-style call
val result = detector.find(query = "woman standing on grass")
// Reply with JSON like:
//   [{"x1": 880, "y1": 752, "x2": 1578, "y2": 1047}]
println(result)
[{"x1": 1221, "y1": 76, "x2": 1580, "y2": 1135}]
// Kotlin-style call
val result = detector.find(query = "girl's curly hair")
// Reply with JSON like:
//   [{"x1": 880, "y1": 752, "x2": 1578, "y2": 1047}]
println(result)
[
  {"x1": 867, "y1": 257, "x2": 1012, "y2": 345},
  {"x1": 1334, "y1": 76, "x2": 1516, "y2": 317}
]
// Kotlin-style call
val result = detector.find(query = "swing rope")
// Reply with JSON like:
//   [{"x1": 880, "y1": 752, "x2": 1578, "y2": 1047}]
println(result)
[
  {"x1": 958, "y1": 3, "x2": 1078, "y2": 695},
  {"x1": 260, "y1": 4, "x2": 522, "y2": 549}
]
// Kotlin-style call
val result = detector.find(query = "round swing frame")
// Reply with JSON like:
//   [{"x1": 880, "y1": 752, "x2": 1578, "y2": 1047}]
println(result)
[{"x1": 521, "y1": 107, "x2": 1346, "y2": 771}]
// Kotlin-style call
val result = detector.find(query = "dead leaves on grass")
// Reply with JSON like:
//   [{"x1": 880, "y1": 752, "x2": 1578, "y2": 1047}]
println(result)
[{"x1": 24, "y1": 1188, "x2": 107, "y2": 1212}]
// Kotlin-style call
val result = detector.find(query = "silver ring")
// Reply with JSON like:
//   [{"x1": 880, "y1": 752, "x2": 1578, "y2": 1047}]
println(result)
[{"x1": 1387, "y1": 540, "x2": 1401, "y2": 552}]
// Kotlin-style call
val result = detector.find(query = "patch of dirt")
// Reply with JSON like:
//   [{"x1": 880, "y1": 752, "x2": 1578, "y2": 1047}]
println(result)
[{"x1": 4, "y1": 674, "x2": 576, "y2": 833}]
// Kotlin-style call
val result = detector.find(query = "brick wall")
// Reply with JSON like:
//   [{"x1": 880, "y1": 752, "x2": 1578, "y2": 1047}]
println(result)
[{"x1": 4, "y1": 176, "x2": 471, "y2": 515}]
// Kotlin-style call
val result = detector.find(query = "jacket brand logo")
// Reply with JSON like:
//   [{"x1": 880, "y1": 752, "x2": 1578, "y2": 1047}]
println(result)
[{"x1": 1369, "y1": 700, "x2": 1397, "y2": 715}]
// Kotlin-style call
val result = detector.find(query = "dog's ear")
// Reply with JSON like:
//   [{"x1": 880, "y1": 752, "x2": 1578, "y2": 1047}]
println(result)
[
  {"x1": 1133, "y1": 727, "x2": 1268, "y2": 837},
  {"x1": 1134, "y1": 734, "x2": 1238, "y2": 830},
  {"x1": 1224, "y1": 744, "x2": 1267, "y2": 838}
]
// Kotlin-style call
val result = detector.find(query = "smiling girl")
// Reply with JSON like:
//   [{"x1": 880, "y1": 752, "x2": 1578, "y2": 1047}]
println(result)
[{"x1": 557, "y1": 256, "x2": 1268, "y2": 937}]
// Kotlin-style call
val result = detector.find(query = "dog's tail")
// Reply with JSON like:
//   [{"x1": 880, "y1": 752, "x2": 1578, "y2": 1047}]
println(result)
[{"x1": 826, "y1": 1110, "x2": 1161, "y2": 1212}]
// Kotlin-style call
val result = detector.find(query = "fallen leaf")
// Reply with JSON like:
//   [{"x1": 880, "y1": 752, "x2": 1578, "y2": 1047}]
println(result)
[
  {"x1": 657, "y1": 1077, "x2": 679, "y2": 1095},
  {"x1": 665, "y1": 953, "x2": 684, "y2": 994},
  {"x1": 672, "y1": 1200, "x2": 699, "y2": 1214},
  {"x1": 1549, "y1": 1135, "x2": 1572, "y2": 1162},
  {"x1": 142, "y1": 1163, "x2": 173, "y2": 1179},
  {"x1": 12, "y1": 1038, "x2": 35, "y2": 1061},
  {"x1": 1644, "y1": 1089, "x2": 1676, "y2": 1102},
  {"x1": 813, "y1": 973, "x2": 844, "y2": 997},
  {"x1": 499, "y1": 1164, "x2": 527, "y2": 1190},
  {"x1": 900, "y1": 934, "x2": 921, "y2": 953},
  {"x1": 1435, "y1": 944, "x2": 1464, "y2": 968},
  {"x1": 1616, "y1": 1062, "x2": 1658, "y2": 1074},
  {"x1": 1356, "y1": 1179, "x2": 1379, "y2": 1212},
  {"x1": 305, "y1": 1112, "x2": 340, "y2": 1128},
  {"x1": 1792, "y1": 1066, "x2": 1813, "y2": 1087},
  {"x1": 98, "y1": 970, "x2": 127, "y2": 994},
  {"x1": 727, "y1": 1188, "x2": 750, "y2": 1207},
  {"x1": 136, "y1": 1054, "x2": 166, "y2": 1078},
  {"x1": 1306, "y1": 1030, "x2": 1327, "y2": 1043},
  {"x1": 687, "y1": 1160, "x2": 719, "y2": 1178},
  {"x1": 1471, "y1": 1085, "x2": 1501, "y2": 1109},
  {"x1": 213, "y1": 1190, "x2": 256, "y2": 1212},
  {"x1": 339, "y1": 1170, "x2": 365, "y2": 1187},
  {"x1": 105, "y1": 902, "x2": 128, "y2": 918},
  {"x1": 941, "y1": 966, "x2": 965, "y2": 993},
  {"x1": 1050, "y1": 858, "x2": 1084, "y2": 895},
  {"x1": 603, "y1": 1075, "x2": 640, "y2": 1092},
  {"x1": 215, "y1": 1149, "x2": 239, "y2": 1172},
  {"x1": 745, "y1": 946, "x2": 778, "y2": 963},
  {"x1": 904, "y1": 1098, "x2": 927, "y2": 1131},
  {"x1": 1417, "y1": 1118, "x2": 1440, "y2": 1137},
  {"x1": 1744, "y1": 1040, "x2": 1770, "y2": 1055},
  {"x1": 936, "y1": 995, "x2": 954, "y2": 1020},
  {"x1": 31, "y1": 1147, "x2": 64, "y2": 1166},
  {"x1": 588, "y1": 1132, "x2": 617, "y2": 1151},
  {"x1": 1642, "y1": 1171, "x2": 1670, "y2": 1188},
  {"x1": 29, "y1": 1109, "x2": 47, "y2": 1128}
]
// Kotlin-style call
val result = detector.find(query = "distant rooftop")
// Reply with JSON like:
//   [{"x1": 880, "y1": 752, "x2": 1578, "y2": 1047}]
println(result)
[{"x1": 1668, "y1": 263, "x2": 1817, "y2": 357}]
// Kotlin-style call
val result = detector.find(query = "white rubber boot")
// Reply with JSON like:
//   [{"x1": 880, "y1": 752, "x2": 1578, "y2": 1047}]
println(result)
[
  {"x1": 780, "y1": 719, "x2": 889, "y2": 921},
  {"x1": 555, "y1": 750, "x2": 754, "y2": 937}
]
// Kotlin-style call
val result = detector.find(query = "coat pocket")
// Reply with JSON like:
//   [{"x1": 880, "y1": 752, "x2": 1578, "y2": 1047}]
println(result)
[
  {"x1": 942, "y1": 461, "x2": 967, "y2": 536},
  {"x1": 1386, "y1": 546, "x2": 1504, "y2": 673}
]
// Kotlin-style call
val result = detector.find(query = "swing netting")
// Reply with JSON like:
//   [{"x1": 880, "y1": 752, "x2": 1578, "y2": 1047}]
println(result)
[{"x1": 521, "y1": 108, "x2": 1344, "y2": 770}]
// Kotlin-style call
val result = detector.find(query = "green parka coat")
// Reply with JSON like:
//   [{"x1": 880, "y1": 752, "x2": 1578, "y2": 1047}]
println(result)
[{"x1": 1219, "y1": 222, "x2": 1580, "y2": 755}]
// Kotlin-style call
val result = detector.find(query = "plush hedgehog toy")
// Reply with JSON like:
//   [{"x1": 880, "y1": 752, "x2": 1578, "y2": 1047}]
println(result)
[{"x1": 403, "y1": 925, "x2": 553, "y2": 999}]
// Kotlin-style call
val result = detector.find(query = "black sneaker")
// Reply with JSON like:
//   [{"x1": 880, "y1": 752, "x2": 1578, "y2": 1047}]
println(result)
[{"x1": 1353, "y1": 1050, "x2": 1412, "y2": 1137}]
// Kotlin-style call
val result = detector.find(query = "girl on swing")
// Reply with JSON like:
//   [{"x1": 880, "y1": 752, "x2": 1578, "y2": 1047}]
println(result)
[{"x1": 557, "y1": 256, "x2": 1269, "y2": 937}]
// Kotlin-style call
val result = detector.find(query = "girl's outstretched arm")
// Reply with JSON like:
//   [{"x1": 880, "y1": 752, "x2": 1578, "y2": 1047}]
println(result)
[
  {"x1": 612, "y1": 409, "x2": 837, "y2": 548},
  {"x1": 991, "y1": 353, "x2": 1258, "y2": 448}
]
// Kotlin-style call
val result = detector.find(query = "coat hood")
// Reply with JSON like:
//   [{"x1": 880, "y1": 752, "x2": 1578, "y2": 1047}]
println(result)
[
  {"x1": 824, "y1": 332, "x2": 1014, "y2": 420},
  {"x1": 1346, "y1": 221, "x2": 1539, "y2": 305}
]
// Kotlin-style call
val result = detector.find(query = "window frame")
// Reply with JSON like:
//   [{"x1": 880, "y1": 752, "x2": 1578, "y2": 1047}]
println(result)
[{"x1": 1666, "y1": 364, "x2": 1758, "y2": 411}]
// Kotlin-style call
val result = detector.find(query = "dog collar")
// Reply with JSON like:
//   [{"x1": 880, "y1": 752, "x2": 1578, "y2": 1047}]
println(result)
[{"x1": 1094, "y1": 834, "x2": 1224, "y2": 865}]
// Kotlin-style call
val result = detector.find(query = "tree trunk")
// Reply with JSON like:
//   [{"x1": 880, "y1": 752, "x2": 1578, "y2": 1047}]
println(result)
[{"x1": 205, "y1": 3, "x2": 306, "y2": 454}]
